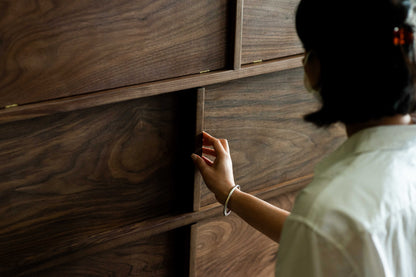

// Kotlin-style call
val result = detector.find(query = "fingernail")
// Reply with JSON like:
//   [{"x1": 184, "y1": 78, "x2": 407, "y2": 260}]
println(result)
[{"x1": 191, "y1": 153, "x2": 198, "y2": 161}]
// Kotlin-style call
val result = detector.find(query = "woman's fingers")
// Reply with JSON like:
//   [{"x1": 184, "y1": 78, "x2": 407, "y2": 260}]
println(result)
[
  {"x1": 202, "y1": 147, "x2": 217, "y2": 157},
  {"x1": 202, "y1": 132, "x2": 218, "y2": 146},
  {"x1": 219, "y1": 138, "x2": 230, "y2": 154},
  {"x1": 201, "y1": 155, "x2": 214, "y2": 166},
  {"x1": 191, "y1": 154, "x2": 213, "y2": 170},
  {"x1": 202, "y1": 132, "x2": 227, "y2": 156},
  {"x1": 193, "y1": 132, "x2": 236, "y2": 205}
]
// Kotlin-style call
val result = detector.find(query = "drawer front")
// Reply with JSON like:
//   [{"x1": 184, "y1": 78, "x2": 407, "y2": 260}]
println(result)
[
  {"x1": 0, "y1": 90, "x2": 196, "y2": 274},
  {"x1": 0, "y1": 0, "x2": 230, "y2": 107},
  {"x1": 202, "y1": 68, "x2": 345, "y2": 206},
  {"x1": 242, "y1": 0, "x2": 303, "y2": 64},
  {"x1": 38, "y1": 228, "x2": 190, "y2": 277},
  {"x1": 195, "y1": 192, "x2": 297, "y2": 277}
]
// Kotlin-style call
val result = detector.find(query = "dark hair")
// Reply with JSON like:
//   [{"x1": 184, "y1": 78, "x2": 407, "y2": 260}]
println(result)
[{"x1": 296, "y1": 0, "x2": 416, "y2": 127}]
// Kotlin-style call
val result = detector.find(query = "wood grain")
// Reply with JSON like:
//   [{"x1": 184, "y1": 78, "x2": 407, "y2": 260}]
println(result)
[
  {"x1": 0, "y1": 0, "x2": 230, "y2": 107},
  {"x1": 0, "y1": 56, "x2": 303, "y2": 125},
  {"x1": 38, "y1": 228, "x2": 190, "y2": 277},
  {"x1": 0, "y1": 1, "x2": 342, "y2": 276},
  {"x1": 195, "y1": 191, "x2": 298, "y2": 277},
  {"x1": 20, "y1": 176, "x2": 308, "y2": 276},
  {"x1": 242, "y1": 0, "x2": 303, "y2": 64},
  {"x1": 0, "y1": 90, "x2": 196, "y2": 275},
  {"x1": 193, "y1": 88, "x2": 205, "y2": 212},
  {"x1": 17, "y1": 181, "x2": 305, "y2": 277},
  {"x1": 233, "y1": 0, "x2": 244, "y2": 69},
  {"x1": 201, "y1": 68, "x2": 346, "y2": 206}
]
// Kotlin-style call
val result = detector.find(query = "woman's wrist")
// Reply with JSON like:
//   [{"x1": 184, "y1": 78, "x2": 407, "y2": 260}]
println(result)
[
  {"x1": 223, "y1": 185, "x2": 241, "y2": 216},
  {"x1": 215, "y1": 182, "x2": 237, "y2": 205}
]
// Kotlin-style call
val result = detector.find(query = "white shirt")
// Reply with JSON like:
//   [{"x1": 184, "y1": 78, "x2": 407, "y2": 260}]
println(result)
[{"x1": 275, "y1": 125, "x2": 416, "y2": 277}]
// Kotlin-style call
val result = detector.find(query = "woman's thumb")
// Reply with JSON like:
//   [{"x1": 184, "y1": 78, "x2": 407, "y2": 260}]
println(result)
[{"x1": 191, "y1": 153, "x2": 206, "y2": 172}]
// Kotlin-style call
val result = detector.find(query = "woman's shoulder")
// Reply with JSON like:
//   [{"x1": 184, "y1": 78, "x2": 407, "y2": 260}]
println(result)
[{"x1": 290, "y1": 155, "x2": 416, "y2": 240}]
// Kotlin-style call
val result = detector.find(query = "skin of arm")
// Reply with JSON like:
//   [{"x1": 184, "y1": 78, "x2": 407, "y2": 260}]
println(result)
[{"x1": 191, "y1": 132, "x2": 290, "y2": 243}]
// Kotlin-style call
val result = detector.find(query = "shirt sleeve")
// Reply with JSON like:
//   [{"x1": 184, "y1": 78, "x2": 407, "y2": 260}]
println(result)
[{"x1": 275, "y1": 215, "x2": 357, "y2": 277}]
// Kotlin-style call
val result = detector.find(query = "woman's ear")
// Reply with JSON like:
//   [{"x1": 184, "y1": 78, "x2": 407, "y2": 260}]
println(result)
[{"x1": 303, "y1": 51, "x2": 321, "y2": 90}]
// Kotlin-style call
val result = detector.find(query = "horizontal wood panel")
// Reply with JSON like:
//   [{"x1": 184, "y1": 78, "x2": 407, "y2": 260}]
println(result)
[
  {"x1": 195, "y1": 191, "x2": 297, "y2": 277},
  {"x1": 21, "y1": 179, "x2": 309, "y2": 275},
  {"x1": 0, "y1": 90, "x2": 196, "y2": 275},
  {"x1": 0, "y1": 56, "x2": 303, "y2": 125},
  {"x1": 38, "y1": 228, "x2": 190, "y2": 277},
  {"x1": 242, "y1": 0, "x2": 303, "y2": 64},
  {"x1": 202, "y1": 68, "x2": 346, "y2": 206},
  {"x1": 0, "y1": 0, "x2": 230, "y2": 107}
]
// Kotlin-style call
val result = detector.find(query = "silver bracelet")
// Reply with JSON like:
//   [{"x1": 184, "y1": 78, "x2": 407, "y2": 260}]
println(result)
[{"x1": 223, "y1": 185, "x2": 241, "y2": 216}]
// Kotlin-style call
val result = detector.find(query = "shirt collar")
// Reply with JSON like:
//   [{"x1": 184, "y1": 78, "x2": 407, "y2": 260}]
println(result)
[{"x1": 316, "y1": 125, "x2": 416, "y2": 174}]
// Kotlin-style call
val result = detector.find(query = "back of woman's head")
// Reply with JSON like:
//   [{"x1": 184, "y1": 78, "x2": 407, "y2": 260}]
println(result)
[{"x1": 296, "y1": 0, "x2": 416, "y2": 126}]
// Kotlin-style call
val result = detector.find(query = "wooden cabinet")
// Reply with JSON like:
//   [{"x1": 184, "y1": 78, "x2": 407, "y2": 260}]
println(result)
[
  {"x1": 242, "y1": 0, "x2": 303, "y2": 64},
  {"x1": 0, "y1": 91, "x2": 197, "y2": 275},
  {"x1": 201, "y1": 69, "x2": 345, "y2": 207},
  {"x1": 0, "y1": 0, "x2": 345, "y2": 276},
  {"x1": 195, "y1": 192, "x2": 297, "y2": 277},
  {"x1": 0, "y1": 0, "x2": 231, "y2": 107}
]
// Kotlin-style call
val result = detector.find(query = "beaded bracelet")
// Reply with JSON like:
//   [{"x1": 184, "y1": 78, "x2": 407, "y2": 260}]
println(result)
[{"x1": 223, "y1": 185, "x2": 241, "y2": 216}]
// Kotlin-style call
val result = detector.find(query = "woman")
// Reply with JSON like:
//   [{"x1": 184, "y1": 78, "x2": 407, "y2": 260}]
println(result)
[{"x1": 192, "y1": 0, "x2": 416, "y2": 275}]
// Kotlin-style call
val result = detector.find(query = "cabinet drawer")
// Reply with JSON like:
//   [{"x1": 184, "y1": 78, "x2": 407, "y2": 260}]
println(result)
[
  {"x1": 0, "y1": 90, "x2": 196, "y2": 274},
  {"x1": 202, "y1": 68, "x2": 345, "y2": 207},
  {"x1": 39, "y1": 229, "x2": 189, "y2": 277},
  {"x1": 195, "y1": 192, "x2": 297, "y2": 277},
  {"x1": 242, "y1": 0, "x2": 303, "y2": 64},
  {"x1": 0, "y1": 0, "x2": 230, "y2": 107}
]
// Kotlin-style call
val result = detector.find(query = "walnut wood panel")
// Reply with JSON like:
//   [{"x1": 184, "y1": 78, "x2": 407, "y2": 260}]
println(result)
[
  {"x1": 0, "y1": 0, "x2": 230, "y2": 107},
  {"x1": 195, "y1": 191, "x2": 297, "y2": 277},
  {"x1": 0, "y1": 56, "x2": 303, "y2": 125},
  {"x1": 38, "y1": 228, "x2": 190, "y2": 277},
  {"x1": 201, "y1": 68, "x2": 346, "y2": 206},
  {"x1": 0, "y1": 90, "x2": 197, "y2": 275},
  {"x1": 241, "y1": 0, "x2": 303, "y2": 64}
]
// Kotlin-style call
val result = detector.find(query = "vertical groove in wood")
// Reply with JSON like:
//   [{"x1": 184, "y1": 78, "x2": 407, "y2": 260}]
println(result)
[
  {"x1": 193, "y1": 88, "x2": 205, "y2": 212},
  {"x1": 171, "y1": 89, "x2": 199, "y2": 214},
  {"x1": 234, "y1": 0, "x2": 244, "y2": 69},
  {"x1": 173, "y1": 226, "x2": 193, "y2": 277}
]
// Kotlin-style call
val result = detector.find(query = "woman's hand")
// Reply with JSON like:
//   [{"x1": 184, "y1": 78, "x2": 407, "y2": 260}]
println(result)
[
  {"x1": 191, "y1": 132, "x2": 236, "y2": 205},
  {"x1": 192, "y1": 132, "x2": 289, "y2": 243}
]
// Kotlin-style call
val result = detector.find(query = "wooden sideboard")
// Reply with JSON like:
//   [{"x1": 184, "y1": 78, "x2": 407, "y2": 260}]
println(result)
[{"x1": 0, "y1": 0, "x2": 345, "y2": 276}]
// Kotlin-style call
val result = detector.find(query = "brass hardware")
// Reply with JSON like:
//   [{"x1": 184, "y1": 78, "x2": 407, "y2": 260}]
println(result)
[{"x1": 5, "y1": 104, "x2": 18, "y2": 109}]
